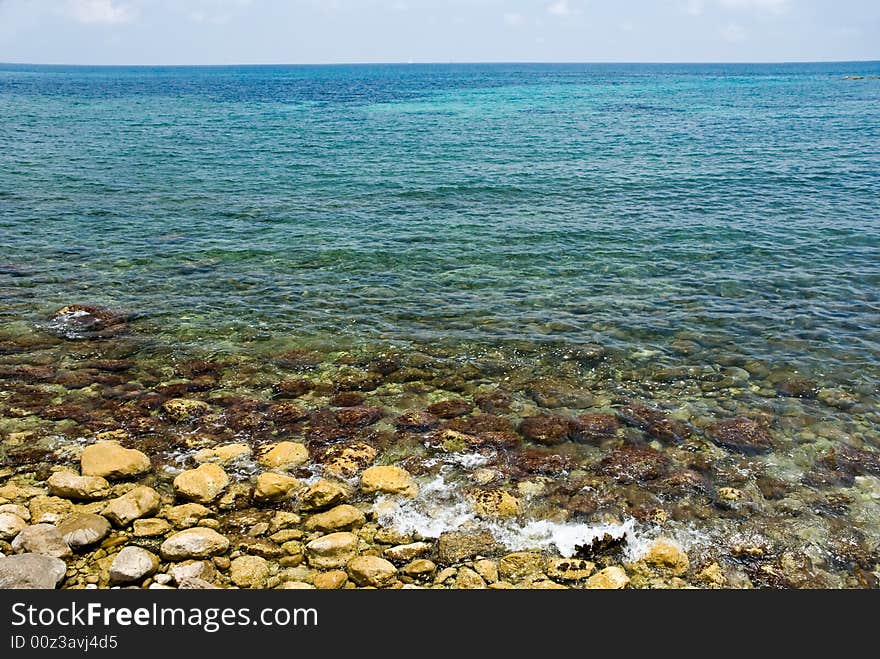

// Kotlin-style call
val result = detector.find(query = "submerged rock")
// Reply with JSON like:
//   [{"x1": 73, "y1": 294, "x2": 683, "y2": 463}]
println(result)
[
  {"x1": 598, "y1": 445, "x2": 668, "y2": 483},
  {"x1": 570, "y1": 413, "x2": 620, "y2": 444},
  {"x1": 707, "y1": 417, "x2": 773, "y2": 454},
  {"x1": 47, "y1": 304, "x2": 128, "y2": 340},
  {"x1": 426, "y1": 399, "x2": 473, "y2": 419},
  {"x1": 519, "y1": 414, "x2": 572, "y2": 446},
  {"x1": 394, "y1": 411, "x2": 440, "y2": 431}
]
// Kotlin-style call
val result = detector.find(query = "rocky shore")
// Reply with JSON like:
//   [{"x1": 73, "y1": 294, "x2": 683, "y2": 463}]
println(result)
[{"x1": 0, "y1": 305, "x2": 878, "y2": 589}]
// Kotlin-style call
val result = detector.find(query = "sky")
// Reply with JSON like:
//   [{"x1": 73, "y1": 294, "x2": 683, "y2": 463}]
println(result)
[{"x1": 0, "y1": 0, "x2": 877, "y2": 65}]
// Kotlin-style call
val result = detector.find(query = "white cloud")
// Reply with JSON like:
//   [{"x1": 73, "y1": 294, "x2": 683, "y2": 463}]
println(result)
[
  {"x1": 720, "y1": 22, "x2": 747, "y2": 41},
  {"x1": 503, "y1": 12, "x2": 524, "y2": 27},
  {"x1": 67, "y1": 0, "x2": 135, "y2": 25},
  {"x1": 548, "y1": 0, "x2": 570, "y2": 16}
]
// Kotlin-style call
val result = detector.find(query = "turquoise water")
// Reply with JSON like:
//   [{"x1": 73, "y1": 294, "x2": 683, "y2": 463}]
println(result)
[
  {"x1": 2, "y1": 63, "x2": 880, "y2": 587},
  {"x1": 2, "y1": 63, "x2": 879, "y2": 380}
]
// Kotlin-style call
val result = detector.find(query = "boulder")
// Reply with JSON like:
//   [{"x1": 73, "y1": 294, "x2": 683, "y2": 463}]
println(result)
[
  {"x1": 80, "y1": 442, "x2": 151, "y2": 480},
  {"x1": 57, "y1": 513, "x2": 111, "y2": 549},
  {"x1": 160, "y1": 528, "x2": 230, "y2": 561},
  {"x1": 109, "y1": 547, "x2": 158, "y2": 584},
  {"x1": 173, "y1": 463, "x2": 229, "y2": 503},
  {"x1": 360, "y1": 465, "x2": 418, "y2": 497},
  {"x1": 102, "y1": 486, "x2": 161, "y2": 527},
  {"x1": 47, "y1": 472, "x2": 111, "y2": 500},
  {"x1": 305, "y1": 532, "x2": 359, "y2": 569},
  {"x1": 0, "y1": 553, "x2": 67, "y2": 589},
  {"x1": 11, "y1": 524, "x2": 72, "y2": 558},
  {"x1": 346, "y1": 555, "x2": 397, "y2": 588},
  {"x1": 257, "y1": 442, "x2": 309, "y2": 470}
]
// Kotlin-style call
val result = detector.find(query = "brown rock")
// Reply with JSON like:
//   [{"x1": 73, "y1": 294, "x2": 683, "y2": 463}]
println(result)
[
  {"x1": 299, "y1": 479, "x2": 349, "y2": 511},
  {"x1": 426, "y1": 399, "x2": 473, "y2": 419},
  {"x1": 102, "y1": 486, "x2": 161, "y2": 527},
  {"x1": 498, "y1": 552, "x2": 545, "y2": 583},
  {"x1": 47, "y1": 472, "x2": 110, "y2": 500},
  {"x1": 598, "y1": 445, "x2": 668, "y2": 482},
  {"x1": 570, "y1": 414, "x2": 621, "y2": 444},
  {"x1": 346, "y1": 555, "x2": 397, "y2": 587},
  {"x1": 519, "y1": 414, "x2": 572, "y2": 446},
  {"x1": 253, "y1": 473, "x2": 303, "y2": 503},
  {"x1": 708, "y1": 417, "x2": 773, "y2": 454}
]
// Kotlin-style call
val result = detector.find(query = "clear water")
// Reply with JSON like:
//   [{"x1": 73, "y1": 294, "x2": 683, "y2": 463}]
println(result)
[{"x1": 1, "y1": 63, "x2": 879, "y2": 587}]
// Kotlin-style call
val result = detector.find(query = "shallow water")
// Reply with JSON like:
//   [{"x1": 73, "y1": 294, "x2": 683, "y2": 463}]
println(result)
[{"x1": 1, "y1": 63, "x2": 879, "y2": 587}]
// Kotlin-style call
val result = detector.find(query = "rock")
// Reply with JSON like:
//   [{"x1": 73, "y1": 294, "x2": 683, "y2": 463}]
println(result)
[
  {"x1": 525, "y1": 579, "x2": 568, "y2": 590},
  {"x1": 335, "y1": 406, "x2": 384, "y2": 428},
  {"x1": 299, "y1": 479, "x2": 348, "y2": 511},
  {"x1": 0, "y1": 553, "x2": 67, "y2": 589},
  {"x1": 434, "y1": 567, "x2": 457, "y2": 584},
  {"x1": 193, "y1": 443, "x2": 252, "y2": 466},
  {"x1": 643, "y1": 538, "x2": 689, "y2": 576},
  {"x1": 313, "y1": 569, "x2": 348, "y2": 589},
  {"x1": 394, "y1": 411, "x2": 440, "y2": 432},
  {"x1": 28, "y1": 495, "x2": 74, "y2": 524},
  {"x1": 474, "y1": 390, "x2": 512, "y2": 413},
  {"x1": 80, "y1": 442, "x2": 151, "y2": 479},
  {"x1": 570, "y1": 414, "x2": 621, "y2": 444},
  {"x1": 473, "y1": 559, "x2": 498, "y2": 583},
  {"x1": 469, "y1": 489, "x2": 521, "y2": 518},
  {"x1": 304, "y1": 505, "x2": 365, "y2": 532},
  {"x1": 48, "y1": 304, "x2": 127, "y2": 339},
  {"x1": 269, "y1": 511, "x2": 302, "y2": 533},
  {"x1": 173, "y1": 463, "x2": 229, "y2": 504},
  {"x1": 436, "y1": 531, "x2": 499, "y2": 563},
  {"x1": 519, "y1": 415, "x2": 572, "y2": 445},
  {"x1": 253, "y1": 473, "x2": 303, "y2": 503},
  {"x1": 321, "y1": 442, "x2": 378, "y2": 479},
  {"x1": 257, "y1": 441, "x2": 309, "y2": 470},
  {"x1": 133, "y1": 518, "x2": 172, "y2": 537},
  {"x1": 546, "y1": 558, "x2": 595, "y2": 581},
  {"x1": 696, "y1": 562, "x2": 727, "y2": 587},
  {"x1": 0, "y1": 504, "x2": 30, "y2": 522},
  {"x1": 776, "y1": 376, "x2": 819, "y2": 399},
  {"x1": 109, "y1": 547, "x2": 158, "y2": 584},
  {"x1": 162, "y1": 398, "x2": 211, "y2": 421},
  {"x1": 598, "y1": 445, "x2": 668, "y2": 483},
  {"x1": 498, "y1": 552, "x2": 545, "y2": 583},
  {"x1": 11, "y1": 524, "x2": 71, "y2": 558},
  {"x1": 102, "y1": 486, "x2": 161, "y2": 527},
  {"x1": 278, "y1": 581, "x2": 315, "y2": 590},
  {"x1": 230, "y1": 555, "x2": 269, "y2": 589},
  {"x1": 360, "y1": 465, "x2": 418, "y2": 497},
  {"x1": 401, "y1": 559, "x2": 436, "y2": 578},
  {"x1": 160, "y1": 528, "x2": 230, "y2": 561},
  {"x1": 178, "y1": 577, "x2": 220, "y2": 590},
  {"x1": 346, "y1": 555, "x2": 397, "y2": 587},
  {"x1": 0, "y1": 512, "x2": 27, "y2": 541},
  {"x1": 454, "y1": 566, "x2": 486, "y2": 589},
  {"x1": 585, "y1": 566, "x2": 630, "y2": 589},
  {"x1": 427, "y1": 399, "x2": 473, "y2": 419},
  {"x1": 383, "y1": 542, "x2": 431, "y2": 563},
  {"x1": 305, "y1": 532, "x2": 359, "y2": 569},
  {"x1": 162, "y1": 503, "x2": 213, "y2": 528},
  {"x1": 47, "y1": 472, "x2": 111, "y2": 500},
  {"x1": 170, "y1": 560, "x2": 216, "y2": 585},
  {"x1": 707, "y1": 417, "x2": 773, "y2": 454},
  {"x1": 330, "y1": 392, "x2": 366, "y2": 407},
  {"x1": 57, "y1": 513, "x2": 110, "y2": 548}
]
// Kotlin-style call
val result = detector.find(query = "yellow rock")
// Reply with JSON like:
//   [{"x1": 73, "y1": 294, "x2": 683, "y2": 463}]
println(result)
[
  {"x1": 545, "y1": 557, "x2": 595, "y2": 581},
  {"x1": 360, "y1": 465, "x2": 418, "y2": 498},
  {"x1": 47, "y1": 471, "x2": 111, "y2": 500},
  {"x1": 193, "y1": 444, "x2": 252, "y2": 466},
  {"x1": 173, "y1": 463, "x2": 229, "y2": 504},
  {"x1": 80, "y1": 442, "x2": 151, "y2": 480},
  {"x1": 313, "y1": 570, "x2": 348, "y2": 590},
  {"x1": 229, "y1": 555, "x2": 269, "y2": 589},
  {"x1": 585, "y1": 566, "x2": 630, "y2": 589},
  {"x1": 162, "y1": 398, "x2": 211, "y2": 421},
  {"x1": 644, "y1": 537, "x2": 690, "y2": 576},
  {"x1": 304, "y1": 504, "x2": 365, "y2": 532},
  {"x1": 346, "y1": 555, "x2": 398, "y2": 588},
  {"x1": 258, "y1": 442, "x2": 309, "y2": 470},
  {"x1": 253, "y1": 473, "x2": 303, "y2": 503},
  {"x1": 697, "y1": 562, "x2": 727, "y2": 588},
  {"x1": 469, "y1": 489, "x2": 521, "y2": 518},
  {"x1": 299, "y1": 479, "x2": 349, "y2": 511}
]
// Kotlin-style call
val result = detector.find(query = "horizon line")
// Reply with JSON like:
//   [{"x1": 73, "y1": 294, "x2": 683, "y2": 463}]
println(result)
[{"x1": 1, "y1": 58, "x2": 878, "y2": 68}]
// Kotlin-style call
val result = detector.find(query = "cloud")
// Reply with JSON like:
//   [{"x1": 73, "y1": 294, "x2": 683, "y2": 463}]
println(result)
[
  {"x1": 718, "y1": 0, "x2": 789, "y2": 12},
  {"x1": 67, "y1": 0, "x2": 136, "y2": 25},
  {"x1": 547, "y1": 0, "x2": 570, "y2": 16},
  {"x1": 503, "y1": 12, "x2": 525, "y2": 27}
]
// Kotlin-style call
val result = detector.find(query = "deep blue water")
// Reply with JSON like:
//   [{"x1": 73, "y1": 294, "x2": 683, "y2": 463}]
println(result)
[{"x1": 1, "y1": 62, "x2": 879, "y2": 383}]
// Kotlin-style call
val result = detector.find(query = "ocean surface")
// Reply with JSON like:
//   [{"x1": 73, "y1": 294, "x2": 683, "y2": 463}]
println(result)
[{"x1": 1, "y1": 63, "x2": 879, "y2": 588}]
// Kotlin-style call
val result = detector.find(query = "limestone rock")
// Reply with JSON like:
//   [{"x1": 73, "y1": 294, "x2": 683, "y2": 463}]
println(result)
[
  {"x1": 173, "y1": 463, "x2": 229, "y2": 504},
  {"x1": 80, "y1": 442, "x2": 151, "y2": 480},
  {"x1": 0, "y1": 504, "x2": 30, "y2": 522},
  {"x1": 28, "y1": 495, "x2": 74, "y2": 524},
  {"x1": 383, "y1": 542, "x2": 431, "y2": 563},
  {"x1": 160, "y1": 528, "x2": 230, "y2": 560},
  {"x1": 257, "y1": 442, "x2": 309, "y2": 470},
  {"x1": 162, "y1": 398, "x2": 211, "y2": 421},
  {"x1": 473, "y1": 559, "x2": 498, "y2": 583},
  {"x1": 644, "y1": 537, "x2": 689, "y2": 576},
  {"x1": 436, "y1": 530, "x2": 499, "y2": 563},
  {"x1": 304, "y1": 505, "x2": 365, "y2": 532},
  {"x1": 545, "y1": 558, "x2": 595, "y2": 581},
  {"x1": 162, "y1": 503, "x2": 212, "y2": 529},
  {"x1": 313, "y1": 569, "x2": 348, "y2": 589},
  {"x1": 585, "y1": 566, "x2": 630, "y2": 589},
  {"x1": 57, "y1": 513, "x2": 111, "y2": 549},
  {"x1": 47, "y1": 472, "x2": 111, "y2": 500},
  {"x1": 498, "y1": 552, "x2": 545, "y2": 583},
  {"x1": 253, "y1": 473, "x2": 303, "y2": 503},
  {"x1": 0, "y1": 512, "x2": 27, "y2": 541},
  {"x1": 305, "y1": 532, "x2": 359, "y2": 569},
  {"x1": 133, "y1": 518, "x2": 172, "y2": 538},
  {"x1": 0, "y1": 554, "x2": 67, "y2": 589},
  {"x1": 193, "y1": 443, "x2": 252, "y2": 466},
  {"x1": 299, "y1": 479, "x2": 348, "y2": 511},
  {"x1": 230, "y1": 555, "x2": 269, "y2": 589},
  {"x1": 469, "y1": 489, "x2": 521, "y2": 518},
  {"x1": 109, "y1": 547, "x2": 158, "y2": 584},
  {"x1": 360, "y1": 465, "x2": 418, "y2": 497},
  {"x1": 321, "y1": 442, "x2": 378, "y2": 479},
  {"x1": 346, "y1": 555, "x2": 397, "y2": 588},
  {"x1": 11, "y1": 524, "x2": 72, "y2": 559},
  {"x1": 454, "y1": 566, "x2": 486, "y2": 589},
  {"x1": 102, "y1": 486, "x2": 161, "y2": 527},
  {"x1": 401, "y1": 559, "x2": 436, "y2": 578},
  {"x1": 170, "y1": 560, "x2": 216, "y2": 585}
]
